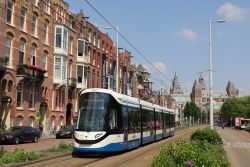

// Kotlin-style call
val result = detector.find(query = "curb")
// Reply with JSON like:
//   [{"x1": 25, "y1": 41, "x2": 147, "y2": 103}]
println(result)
[{"x1": 3, "y1": 151, "x2": 72, "y2": 167}]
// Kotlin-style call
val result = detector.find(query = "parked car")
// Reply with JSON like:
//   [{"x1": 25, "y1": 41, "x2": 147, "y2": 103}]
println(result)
[
  {"x1": 1, "y1": 126, "x2": 40, "y2": 144},
  {"x1": 56, "y1": 125, "x2": 75, "y2": 139}
]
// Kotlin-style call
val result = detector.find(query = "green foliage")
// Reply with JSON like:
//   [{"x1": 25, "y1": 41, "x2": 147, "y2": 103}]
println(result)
[
  {"x1": 152, "y1": 140, "x2": 229, "y2": 167},
  {"x1": 47, "y1": 142, "x2": 73, "y2": 153},
  {"x1": 191, "y1": 128, "x2": 222, "y2": 145},
  {"x1": 0, "y1": 149, "x2": 39, "y2": 164},
  {"x1": 220, "y1": 96, "x2": 250, "y2": 121},
  {"x1": 183, "y1": 101, "x2": 201, "y2": 121},
  {"x1": 0, "y1": 146, "x2": 7, "y2": 158}
]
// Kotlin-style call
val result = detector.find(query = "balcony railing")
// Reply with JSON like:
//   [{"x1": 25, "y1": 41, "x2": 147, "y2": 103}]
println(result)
[
  {"x1": 16, "y1": 64, "x2": 47, "y2": 82},
  {"x1": 68, "y1": 77, "x2": 77, "y2": 88}
]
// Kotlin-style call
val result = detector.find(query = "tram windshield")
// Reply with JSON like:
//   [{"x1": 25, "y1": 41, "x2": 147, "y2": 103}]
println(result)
[{"x1": 76, "y1": 92, "x2": 110, "y2": 131}]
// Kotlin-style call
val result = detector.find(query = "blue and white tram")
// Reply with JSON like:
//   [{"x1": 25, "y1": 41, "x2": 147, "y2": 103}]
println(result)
[{"x1": 73, "y1": 88, "x2": 175, "y2": 153}]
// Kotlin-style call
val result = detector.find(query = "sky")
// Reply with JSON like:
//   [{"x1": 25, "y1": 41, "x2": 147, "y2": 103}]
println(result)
[{"x1": 66, "y1": 0, "x2": 250, "y2": 94}]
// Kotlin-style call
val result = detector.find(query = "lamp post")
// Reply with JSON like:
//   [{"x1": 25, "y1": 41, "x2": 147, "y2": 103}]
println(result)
[
  {"x1": 105, "y1": 26, "x2": 119, "y2": 93},
  {"x1": 209, "y1": 19, "x2": 225, "y2": 129}
]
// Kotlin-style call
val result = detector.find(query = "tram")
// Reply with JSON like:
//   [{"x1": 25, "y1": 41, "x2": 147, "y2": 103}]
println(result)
[{"x1": 73, "y1": 88, "x2": 175, "y2": 153}]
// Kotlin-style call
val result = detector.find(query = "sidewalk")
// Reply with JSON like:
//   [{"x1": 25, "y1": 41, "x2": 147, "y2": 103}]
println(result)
[{"x1": 40, "y1": 134, "x2": 56, "y2": 140}]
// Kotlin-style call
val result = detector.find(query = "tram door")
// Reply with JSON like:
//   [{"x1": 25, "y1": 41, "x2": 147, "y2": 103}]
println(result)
[{"x1": 122, "y1": 105, "x2": 128, "y2": 146}]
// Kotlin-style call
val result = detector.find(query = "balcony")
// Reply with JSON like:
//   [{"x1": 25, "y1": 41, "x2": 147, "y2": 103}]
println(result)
[
  {"x1": 68, "y1": 77, "x2": 77, "y2": 88},
  {"x1": 0, "y1": 57, "x2": 6, "y2": 79},
  {"x1": 16, "y1": 64, "x2": 47, "y2": 82}
]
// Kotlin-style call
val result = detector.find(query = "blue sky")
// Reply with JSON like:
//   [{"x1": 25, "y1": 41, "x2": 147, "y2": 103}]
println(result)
[{"x1": 67, "y1": 0, "x2": 250, "y2": 94}]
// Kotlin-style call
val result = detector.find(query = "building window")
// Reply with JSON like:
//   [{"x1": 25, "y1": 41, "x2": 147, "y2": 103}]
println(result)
[
  {"x1": 32, "y1": 13, "x2": 38, "y2": 36},
  {"x1": 1, "y1": 79, "x2": 7, "y2": 92},
  {"x1": 92, "y1": 70, "x2": 95, "y2": 88},
  {"x1": 88, "y1": 32, "x2": 91, "y2": 43},
  {"x1": 43, "y1": 20, "x2": 49, "y2": 44},
  {"x1": 7, "y1": 0, "x2": 14, "y2": 25},
  {"x1": 5, "y1": 34, "x2": 12, "y2": 66},
  {"x1": 62, "y1": 58, "x2": 67, "y2": 80},
  {"x1": 84, "y1": 66, "x2": 88, "y2": 85},
  {"x1": 97, "y1": 36, "x2": 100, "y2": 49},
  {"x1": 78, "y1": 40, "x2": 83, "y2": 57},
  {"x1": 56, "y1": 27, "x2": 62, "y2": 48},
  {"x1": 84, "y1": 41, "x2": 88, "y2": 57},
  {"x1": 63, "y1": 28, "x2": 68, "y2": 51},
  {"x1": 77, "y1": 65, "x2": 83, "y2": 83},
  {"x1": 54, "y1": 57, "x2": 61, "y2": 78},
  {"x1": 44, "y1": 0, "x2": 50, "y2": 14},
  {"x1": 19, "y1": 39, "x2": 25, "y2": 64},
  {"x1": 93, "y1": 33, "x2": 96, "y2": 46},
  {"x1": 20, "y1": 6, "x2": 27, "y2": 31},
  {"x1": 17, "y1": 82, "x2": 23, "y2": 107},
  {"x1": 29, "y1": 85, "x2": 35, "y2": 108},
  {"x1": 69, "y1": 37, "x2": 73, "y2": 54},
  {"x1": 35, "y1": 0, "x2": 39, "y2": 6},
  {"x1": 15, "y1": 117, "x2": 23, "y2": 126},
  {"x1": 42, "y1": 51, "x2": 47, "y2": 70},
  {"x1": 8, "y1": 80, "x2": 13, "y2": 92},
  {"x1": 31, "y1": 44, "x2": 36, "y2": 65},
  {"x1": 28, "y1": 117, "x2": 34, "y2": 127},
  {"x1": 68, "y1": 61, "x2": 72, "y2": 78}
]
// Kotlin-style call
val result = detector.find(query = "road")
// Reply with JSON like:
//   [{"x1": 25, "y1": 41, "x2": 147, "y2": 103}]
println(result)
[
  {"x1": 17, "y1": 126, "x2": 201, "y2": 167},
  {"x1": 218, "y1": 127, "x2": 250, "y2": 167}
]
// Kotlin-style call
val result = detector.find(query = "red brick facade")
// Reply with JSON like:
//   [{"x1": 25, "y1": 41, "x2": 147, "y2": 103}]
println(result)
[{"x1": 0, "y1": 0, "x2": 142, "y2": 134}]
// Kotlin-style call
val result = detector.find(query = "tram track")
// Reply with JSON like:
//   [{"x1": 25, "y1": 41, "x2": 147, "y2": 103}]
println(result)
[{"x1": 16, "y1": 126, "x2": 202, "y2": 167}]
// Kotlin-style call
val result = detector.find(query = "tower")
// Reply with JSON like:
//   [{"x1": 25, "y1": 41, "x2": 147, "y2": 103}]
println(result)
[
  {"x1": 226, "y1": 81, "x2": 237, "y2": 97},
  {"x1": 170, "y1": 72, "x2": 183, "y2": 94}
]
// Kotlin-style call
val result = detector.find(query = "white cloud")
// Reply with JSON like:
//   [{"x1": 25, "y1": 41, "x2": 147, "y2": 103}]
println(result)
[
  {"x1": 217, "y1": 2, "x2": 246, "y2": 22},
  {"x1": 153, "y1": 62, "x2": 167, "y2": 73},
  {"x1": 176, "y1": 28, "x2": 198, "y2": 42}
]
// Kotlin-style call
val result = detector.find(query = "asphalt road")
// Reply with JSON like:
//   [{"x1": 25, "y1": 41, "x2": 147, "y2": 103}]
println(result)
[{"x1": 218, "y1": 127, "x2": 250, "y2": 167}]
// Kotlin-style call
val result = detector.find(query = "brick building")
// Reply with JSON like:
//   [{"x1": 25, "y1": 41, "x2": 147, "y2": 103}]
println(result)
[
  {"x1": 0, "y1": 0, "x2": 142, "y2": 134},
  {"x1": 0, "y1": 0, "x2": 54, "y2": 132}
]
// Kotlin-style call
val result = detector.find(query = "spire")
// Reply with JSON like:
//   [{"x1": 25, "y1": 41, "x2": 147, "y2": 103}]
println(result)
[
  {"x1": 198, "y1": 74, "x2": 206, "y2": 90},
  {"x1": 170, "y1": 72, "x2": 183, "y2": 94}
]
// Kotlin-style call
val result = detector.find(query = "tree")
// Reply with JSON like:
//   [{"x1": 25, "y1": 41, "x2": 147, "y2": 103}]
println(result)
[
  {"x1": 220, "y1": 96, "x2": 250, "y2": 124},
  {"x1": 183, "y1": 101, "x2": 201, "y2": 123}
]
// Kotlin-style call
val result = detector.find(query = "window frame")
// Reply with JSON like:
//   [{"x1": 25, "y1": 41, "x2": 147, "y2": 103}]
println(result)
[
  {"x1": 19, "y1": 39, "x2": 25, "y2": 64},
  {"x1": 17, "y1": 82, "x2": 23, "y2": 108},
  {"x1": 7, "y1": 0, "x2": 14, "y2": 25},
  {"x1": 31, "y1": 44, "x2": 36, "y2": 65},
  {"x1": 29, "y1": 85, "x2": 35, "y2": 109},
  {"x1": 32, "y1": 13, "x2": 38, "y2": 37},
  {"x1": 5, "y1": 34, "x2": 12, "y2": 66},
  {"x1": 20, "y1": 6, "x2": 27, "y2": 31}
]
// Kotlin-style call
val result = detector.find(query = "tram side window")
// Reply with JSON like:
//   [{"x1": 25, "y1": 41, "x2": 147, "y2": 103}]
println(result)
[
  {"x1": 155, "y1": 112, "x2": 162, "y2": 130},
  {"x1": 108, "y1": 98, "x2": 122, "y2": 133},
  {"x1": 164, "y1": 113, "x2": 169, "y2": 129},
  {"x1": 109, "y1": 109, "x2": 117, "y2": 130},
  {"x1": 128, "y1": 107, "x2": 140, "y2": 134},
  {"x1": 142, "y1": 109, "x2": 154, "y2": 132}
]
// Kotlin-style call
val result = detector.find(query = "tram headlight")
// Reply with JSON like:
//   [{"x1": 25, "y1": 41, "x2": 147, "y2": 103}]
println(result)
[
  {"x1": 95, "y1": 133, "x2": 103, "y2": 138},
  {"x1": 74, "y1": 132, "x2": 79, "y2": 138}
]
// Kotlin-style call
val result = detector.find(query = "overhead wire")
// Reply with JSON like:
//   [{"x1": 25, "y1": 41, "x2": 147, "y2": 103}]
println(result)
[{"x1": 84, "y1": 0, "x2": 172, "y2": 85}]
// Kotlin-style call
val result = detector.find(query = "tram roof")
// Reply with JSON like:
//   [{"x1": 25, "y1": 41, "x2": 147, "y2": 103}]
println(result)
[{"x1": 80, "y1": 88, "x2": 175, "y2": 112}]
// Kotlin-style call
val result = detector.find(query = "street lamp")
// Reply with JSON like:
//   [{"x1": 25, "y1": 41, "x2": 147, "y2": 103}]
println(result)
[
  {"x1": 105, "y1": 26, "x2": 120, "y2": 93},
  {"x1": 209, "y1": 19, "x2": 225, "y2": 129}
]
